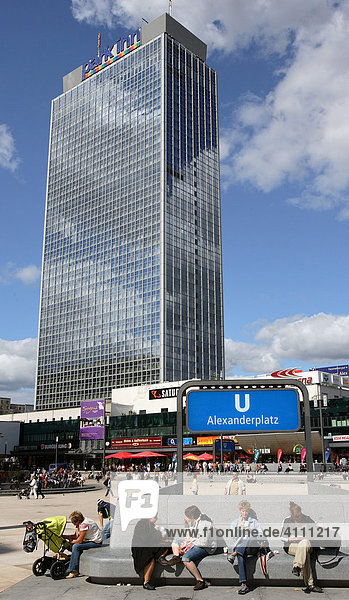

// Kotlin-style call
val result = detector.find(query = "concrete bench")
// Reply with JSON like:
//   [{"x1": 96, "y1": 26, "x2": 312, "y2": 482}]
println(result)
[
  {"x1": 81, "y1": 544, "x2": 349, "y2": 586},
  {"x1": 81, "y1": 492, "x2": 349, "y2": 587}
]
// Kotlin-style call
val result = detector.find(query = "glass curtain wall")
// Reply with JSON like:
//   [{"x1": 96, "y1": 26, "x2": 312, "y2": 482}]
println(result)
[
  {"x1": 164, "y1": 37, "x2": 224, "y2": 382},
  {"x1": 36, "y1": 38, "x2": 162, "y2": 410}
]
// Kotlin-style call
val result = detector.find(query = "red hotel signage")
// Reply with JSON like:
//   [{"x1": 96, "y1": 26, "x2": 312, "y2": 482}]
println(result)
[{"x1": 111, "y1": 437, "x2": 162, "y2": 449}]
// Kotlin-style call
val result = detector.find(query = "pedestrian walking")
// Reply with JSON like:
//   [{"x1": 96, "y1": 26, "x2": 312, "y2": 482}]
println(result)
[
  {"x1": 191, "y1": 473, "x2": 198, "y2": 495},
  {"x1": 104, "y1": 473, "x2": 114, "y2": 497},
  {"x1": 224, "y1": 472, "x2": 246, "y2": 495},
  {"x1": 36, "y1": 475, "x2": 45, "y2": 499},
  {"x1": 29, "y1": 476, "x2": 38, "y2": 499}
]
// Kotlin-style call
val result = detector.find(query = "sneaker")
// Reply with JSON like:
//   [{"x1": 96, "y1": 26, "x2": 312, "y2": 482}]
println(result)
[
  {"x1": 65, "y1": 571, "x2": 79, "y2": 578},
  {"x1": 238, "y1": 582, "x2": 250, "y2": 594},
  {"x1": 143, "y1": 582, "x2": 156, "y2": 590},
  {"x1": 227, "y1": 554, "x2": 235, "y2": 565},
  {"x1": 166, "y1": 556, "x2": 181, "y2": 566},
  {"x1": 307, "y1": 585, "x2": 323, "y2": 593},
  {"x1": 292, "y1": 565, "x2": 301, "y2": 577},
  {"x1": 266, "y1": 550, "x2": 275, "y2": 561},
  {"x1": 193, "y1": 580, "x2": 208, "y2": 590}
]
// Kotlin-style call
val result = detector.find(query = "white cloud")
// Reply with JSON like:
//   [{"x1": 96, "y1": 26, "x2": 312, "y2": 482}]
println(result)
[
  {"x1": 225, "y1": 312, "x2": 349, "y2": 375},
  {"x1": 0, "y1": 124, "x2": 20, "y2": 172},
  {"x1": 0, "y1": 338, "x2": 37, "y2": 392},
  {"x1": 0, "y1": 388, "x2": 35, "y2": 407},
  {"x1": 15, "y1": 265, "x2": 41, "y2": 285},
  {"x1": 0, "y1": 263, "x2": 41, "y2": 285},
  {"x1": 71, "y1": 0, "x2": 330, "y2": 55},
  {"x1": 71, "y1": 1, "x2": 349, "y2": 218},
  {"x1": 221, "y1": 3, "x2": 349, "y2": 218}
]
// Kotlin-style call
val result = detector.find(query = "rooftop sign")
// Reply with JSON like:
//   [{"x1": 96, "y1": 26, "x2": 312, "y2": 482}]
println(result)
[{"x1": 83, "y1": 29, "x2": 141, "y2": 80}]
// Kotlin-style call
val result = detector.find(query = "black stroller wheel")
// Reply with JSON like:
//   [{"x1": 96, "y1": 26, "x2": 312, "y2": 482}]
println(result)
[
  {"x1": 32, "y1": 558, "x2": 47, "y2": 576},
  {"x1": 50, "y1": 560, "x2": 68, "y2": 580}
]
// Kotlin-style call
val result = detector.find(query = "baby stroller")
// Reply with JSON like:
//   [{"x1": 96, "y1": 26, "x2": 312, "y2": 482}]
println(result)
[
  {"x1": 18, "y1": 486, "x2": 31, "y2": 499},
  {"x1": 23, "y1": 516, "x2": 72, "y2": 579}
]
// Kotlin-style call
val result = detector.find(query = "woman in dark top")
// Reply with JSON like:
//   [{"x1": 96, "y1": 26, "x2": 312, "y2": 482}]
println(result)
[
  {"x1": 131, "y1": 516, "x2": 168, "y2": 590},
  {"x1": 281, "y1": 501, "x2": 322, "y2": 593}
]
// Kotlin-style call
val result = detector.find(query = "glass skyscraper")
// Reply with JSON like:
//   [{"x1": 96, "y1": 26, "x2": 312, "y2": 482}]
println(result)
[{"x1": 35, "y1": 13, "x2": 224, "y2": 410}]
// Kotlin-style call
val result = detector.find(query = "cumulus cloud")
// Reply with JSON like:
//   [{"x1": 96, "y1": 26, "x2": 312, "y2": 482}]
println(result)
[
  {"x1": 0, "y1": 124, "x2": 20, "y2": 172},
  {"x1": 71, "y1": 1, "x2": 349, "y2": 218},
  {"x1": 0, "y1": 263, "x2": 41, "y2": 285},
  {"x1": 70, "y1": 0, "x2": 329, "y2": 55},
  {"x1": 225, "y1": 313, "x2": 349, "y2": 375},
  {"x1": 15, "y1": 265, "x2": 41, "y2": 285},
  {"x1": 219, "y1": 4, "x2": 349, "y2": 218},
  {"x1": 0, "y1": 338, "x2": 37, "y2": 392}
]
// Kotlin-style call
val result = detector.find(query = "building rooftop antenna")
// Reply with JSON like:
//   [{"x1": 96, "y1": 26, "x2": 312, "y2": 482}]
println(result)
[{"x1": 169, "y1": 0, "x2": 172, "y2": 16}]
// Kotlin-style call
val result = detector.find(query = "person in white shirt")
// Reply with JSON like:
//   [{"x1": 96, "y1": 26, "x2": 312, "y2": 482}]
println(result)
[
  {"x1": 29, "y1": 476, "x2": 38, "y2": 499},
  {"x1": 224, "y1": 472, "x2": 246, "y2": 495},
  {"x1": 64, "y1": 510, "x2": 102, "y2": 578}
]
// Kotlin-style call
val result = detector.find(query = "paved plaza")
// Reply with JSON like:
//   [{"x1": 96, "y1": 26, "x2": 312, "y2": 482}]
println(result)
[
  {"x1": 0, "y1": 476, "x2": 348, "y2": 598},
  {"x1": 2, "y1": 576, "x2": 349, "y2": 600}
]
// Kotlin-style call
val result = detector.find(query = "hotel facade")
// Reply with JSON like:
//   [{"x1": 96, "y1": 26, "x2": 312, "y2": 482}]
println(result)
[{"x1": 35, "y1": 14, "x2": 224, "y2": 411}]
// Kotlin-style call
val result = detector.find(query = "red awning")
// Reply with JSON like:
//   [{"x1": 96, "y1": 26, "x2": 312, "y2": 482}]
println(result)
[
  {"x1": 105, "y1": 451, "x2": 136, "y2": 459},
  {"x1": 133, "y1": 451, "x2": 166, "y2": 458}
]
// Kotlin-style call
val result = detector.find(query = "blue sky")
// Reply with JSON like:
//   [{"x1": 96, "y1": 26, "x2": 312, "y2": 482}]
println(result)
[{"x1": 1, "y1": 0, "x2": 349, "y2": 405}]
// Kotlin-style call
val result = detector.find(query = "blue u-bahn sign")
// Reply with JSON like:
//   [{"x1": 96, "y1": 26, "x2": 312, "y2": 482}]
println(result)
[{"x1": 187, "y1": 389, "x2": 300, "y2": 433}]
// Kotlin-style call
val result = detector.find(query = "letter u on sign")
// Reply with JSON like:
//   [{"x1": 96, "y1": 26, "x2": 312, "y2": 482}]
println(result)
[{"x1": 235, "y1": 393, "x2": 250, "y2": 413}]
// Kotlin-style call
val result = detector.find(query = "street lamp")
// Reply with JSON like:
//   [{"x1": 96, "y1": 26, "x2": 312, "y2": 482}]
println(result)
[
  {"x1": 313, "y1": 393, "x2": 328, "y2": 471},
  {"x1": 55, "y1": 436, "x2": 59, "y2": 470},
  {"x1": 103, "y1": 441, "x2": 110, "y2": 471}
]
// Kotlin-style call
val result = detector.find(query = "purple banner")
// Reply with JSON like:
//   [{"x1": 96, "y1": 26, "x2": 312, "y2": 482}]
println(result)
[
  {"x1": 80, "y1": 400, "x2": 105, "y2": 440},
  {"x1": 81, "y1": 399, "x2": 105, "y2": 419},
  {"x1": 80, "y1": 426, "x2": 104, "y2": 440}
]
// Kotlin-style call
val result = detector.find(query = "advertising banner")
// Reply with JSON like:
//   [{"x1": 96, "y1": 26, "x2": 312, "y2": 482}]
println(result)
[
  {"x1": 325, "y1": 447, "x2": 331, "y2": 462},
  {"x1": 40, "y1": 443, "x2": 72, "y2": 450},
  {"x1": 301, "y1": 448, "x2": 306, "y2": 463},
  {"x1": 111, "y1": 437, "x2": 162, "y2": 449},
  {"x1": 167, "y1": 437, "x2": 193, "y2": 446},
  {"x1": 197, "y1": 436, "x2": 219, "y2": 446},
  {"x1": 80, "y1": 399, "x2": 105, "y2": 440},
  {"x1": 332, "y1": 435, "x2": 349, "y2": 442},
  {"x1": 149, "y1": 387, "x2": 179, "y2": 400},
  {"x1": 318, "y1": 364, "x2": 349, "y2": 376},
  {"x1": 277, "y1": 448, "x2": 283, "y2": 462},
  {"x1": 293, "y1": 443, "x2": 303, "y2": 454},
  {"x1": 254, "y1": 449, "x2": 261, "y2": 463}
]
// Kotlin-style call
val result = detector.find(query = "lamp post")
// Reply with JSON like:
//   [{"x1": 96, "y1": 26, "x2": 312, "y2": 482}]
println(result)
[
  {"x1": 313, "y1": 393, "x2": 328, "y2": 471},
  {"x1": 102, "y1": 414, "x2": 110, "y2": 470},
  {"x1": 55, "y1": 436, "x2": 59, "y2": 470},
  {"x1": 103, "y1": 441, "x2": 110, "y2": 473}
]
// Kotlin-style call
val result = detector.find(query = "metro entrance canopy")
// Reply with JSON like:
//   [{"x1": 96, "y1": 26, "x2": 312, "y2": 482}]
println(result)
[{"x1": 176, "y1": 379, "x2": 313, "y2": 476}]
